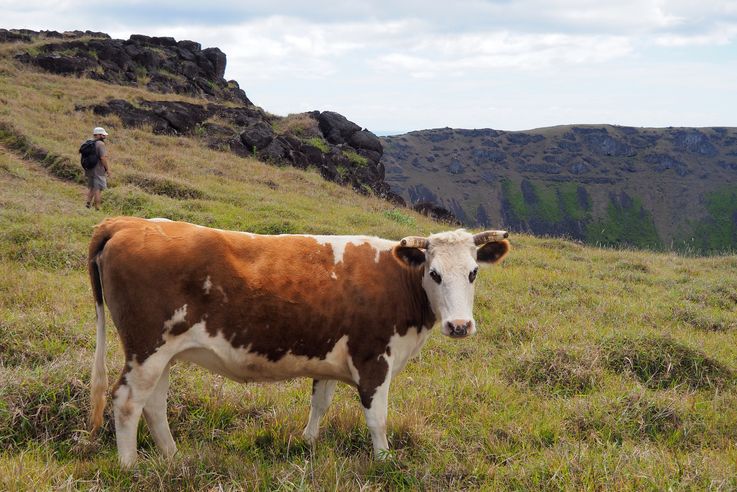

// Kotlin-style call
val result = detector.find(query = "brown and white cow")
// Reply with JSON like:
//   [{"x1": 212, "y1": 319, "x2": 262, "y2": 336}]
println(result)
[{"x1": 88, "y1": 216, "x2": 510, "y2": 467}]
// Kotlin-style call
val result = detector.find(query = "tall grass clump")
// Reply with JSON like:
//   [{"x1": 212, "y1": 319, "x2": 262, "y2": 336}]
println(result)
[
  {"x1": 601, "y1": 335, "x2": 734, "y2": 390},
  {"x1": 506, "y1": 346, "x2": 602, "y2": 396}
]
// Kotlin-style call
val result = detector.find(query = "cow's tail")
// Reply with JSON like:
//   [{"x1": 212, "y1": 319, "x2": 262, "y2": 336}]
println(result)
[{"x1": 88, "y1": 222, "x2": 112, "y2": 434}]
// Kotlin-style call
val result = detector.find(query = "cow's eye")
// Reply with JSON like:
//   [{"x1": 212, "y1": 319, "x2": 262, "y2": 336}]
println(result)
[
  {"x1": 429, "y1": 270, "x2": 442, "y2": 284},
  {"x1": 469, "y1": 267, "x2": 479, "y2": 283}
]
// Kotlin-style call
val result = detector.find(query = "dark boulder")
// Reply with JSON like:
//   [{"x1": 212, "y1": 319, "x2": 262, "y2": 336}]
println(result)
[
  {"x1": 348, "y1": 130, "x2": 383, "y2": 154},
  {"x1": 0, "y1": 29, "x2": 33, "y2": 43},
  {"x1": 318, "y1": 111, "x2": 361, "y2": 144},
  {"x1": 240, "y1": 121, "x2": 274, "y2": 151},
  {"x1": 143, "y1": 100, "x2": 212, "y2": 134},
  {"x1": 32, "y1": 55, "x2": 92, "y2": 74},
  {"x1": 414, "y1": 202, "x2": 461, "y2": 225},
  {"x1": 200, "y1": 47, "x2": 227, "y2": 79},
  {"x1": 177, "y1": 40, "x2": 201, "y2": 52},
  {"x1": 89, "y1": 99, "x2": 170, "y2": 133}
]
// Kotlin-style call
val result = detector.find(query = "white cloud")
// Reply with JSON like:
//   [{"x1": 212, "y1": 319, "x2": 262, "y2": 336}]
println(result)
[
  {"x1": 654, "y1": 22, "x2": 737, "y2": 46},
  {"x1": 373, "y1": 32, "x2": 633, "y2": 76}
]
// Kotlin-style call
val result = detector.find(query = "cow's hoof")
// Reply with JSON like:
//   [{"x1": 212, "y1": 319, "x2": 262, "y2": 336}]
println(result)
[{"x1": 302, "y1": 429, "x2": 318, "y2": 446}]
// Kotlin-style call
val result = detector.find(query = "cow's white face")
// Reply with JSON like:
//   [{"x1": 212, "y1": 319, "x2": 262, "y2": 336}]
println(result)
[
  {"x1": 422, "y1": 232, "x2": 479, "y2": 337},
  {"x1": 394, "y1": 229, "x2": 510, "y2": 338}
]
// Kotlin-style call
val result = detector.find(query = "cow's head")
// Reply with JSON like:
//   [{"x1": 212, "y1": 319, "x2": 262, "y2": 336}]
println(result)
[{"x1": 393, "y1": 229, "x2": 510, "y2": 338}]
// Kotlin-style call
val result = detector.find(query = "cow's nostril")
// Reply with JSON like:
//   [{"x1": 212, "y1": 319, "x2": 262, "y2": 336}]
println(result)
[{"x1": 447, "y1": 321, "x2": 471, "y2": 337}]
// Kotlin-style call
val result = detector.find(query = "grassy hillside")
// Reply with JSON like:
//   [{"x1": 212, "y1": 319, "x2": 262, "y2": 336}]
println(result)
[{"x1": 3, "y1": 51, "x2": 737, "y2": 491}]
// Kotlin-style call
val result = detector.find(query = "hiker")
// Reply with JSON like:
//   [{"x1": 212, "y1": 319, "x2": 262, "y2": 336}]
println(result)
[{"x1": 82, "y1": 127, "x2": 110, "y2": 210}]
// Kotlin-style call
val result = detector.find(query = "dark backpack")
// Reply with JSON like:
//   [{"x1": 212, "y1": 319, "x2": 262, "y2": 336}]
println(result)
[{"x1": 79, "y1": 139, "x2": 99, "y2": 170}]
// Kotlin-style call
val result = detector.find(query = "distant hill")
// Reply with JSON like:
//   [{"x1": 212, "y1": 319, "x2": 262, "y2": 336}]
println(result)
[{"x1": 381, "y1": 125, "x2": 737, "y2": 253}]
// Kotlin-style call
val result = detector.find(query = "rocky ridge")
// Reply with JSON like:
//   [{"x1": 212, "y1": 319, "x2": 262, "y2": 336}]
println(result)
[{"x1": 2, "y1": 29, "x2": 400, "y2": 203}]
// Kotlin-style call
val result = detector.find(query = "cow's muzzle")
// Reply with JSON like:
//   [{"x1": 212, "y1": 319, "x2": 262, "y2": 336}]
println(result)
[{"x1": 445, "y1": 320, "x2": 474, "y2": 338}]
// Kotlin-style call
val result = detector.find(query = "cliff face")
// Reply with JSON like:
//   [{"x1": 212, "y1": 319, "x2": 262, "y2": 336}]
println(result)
[
  {"x1": 2, "y1": 29, "x2": 400, "y2": 202},
  {"x1": 381, "y1": 125, "x2": 737, "y2": 253}
]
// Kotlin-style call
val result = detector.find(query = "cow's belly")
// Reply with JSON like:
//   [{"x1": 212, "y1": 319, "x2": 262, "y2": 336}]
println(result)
[{"x1": 171, "y1": 329, "x2": 354, "y2": 384}]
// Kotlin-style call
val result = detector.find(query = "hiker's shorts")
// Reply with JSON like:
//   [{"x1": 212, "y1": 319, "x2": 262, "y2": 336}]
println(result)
[{"x1": 87, "y1": 175, "x2": 107, "y2": 191}]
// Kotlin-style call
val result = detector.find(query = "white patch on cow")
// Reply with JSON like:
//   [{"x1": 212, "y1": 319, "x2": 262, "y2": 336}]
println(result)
[
  {"x1": 203, "y1": 276, "x2": 212, "y2": 294},
  {"x1": 113, "y1": 346, "x2": 177, "y2": 467},
  {"x1": 303, "y1": 379, "x2": 337, "y2": 444},
  {"x1": 171, "y1": 325, "x2": 355, "y2": 384},
  {"x1": 330, "y1": 272, "x2": 337, "y2": 280},
  {"x1": 347, "y1": 355, "x2": 360, "y2": 385},
  {"x1": 362, "y1": 366, "x2": 391, "y2": 455},
  {"x1": 147, "y1": 217, "x2": 172, "y2": 222},
  {"x1": 163, "y1": 304, "x2": 187, "y2": 332},
  {"x1": 307, "y1": 236, "x2": 395, "y2": 265},
  {"x1": 387, "y1": 327, "x2": 432, "y2": 378}
]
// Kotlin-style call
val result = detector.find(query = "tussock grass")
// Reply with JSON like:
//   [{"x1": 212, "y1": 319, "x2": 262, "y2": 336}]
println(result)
[
  {"x1": 3, "y1": 51, "x2": 737, "y2": 489},
  {"x1": 601, "y1": 335, "x2": 734, "y2": 390},
  {"x1": 123, "y1": 172, "x2": 206, "y2": 200},
  {"x1": 506, "y1": 346, "x2": 602, "y2": 396},
  {"x1": 567, "y1": 390, "x2": 692, "y2": 446},
  {"x1": 272, "y1": 112, "x2": 320, "y2": 138}
]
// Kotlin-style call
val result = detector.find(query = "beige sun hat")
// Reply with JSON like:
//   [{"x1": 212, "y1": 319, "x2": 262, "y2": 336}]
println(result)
[{"x1": 92, "y1": 127, "x2": 108, "y2": 136}]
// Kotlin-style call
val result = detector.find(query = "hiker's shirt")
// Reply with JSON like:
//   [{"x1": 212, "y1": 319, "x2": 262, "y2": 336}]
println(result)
[{"x1": 85, "y1": 140, "x2": 107, "y2": 178}]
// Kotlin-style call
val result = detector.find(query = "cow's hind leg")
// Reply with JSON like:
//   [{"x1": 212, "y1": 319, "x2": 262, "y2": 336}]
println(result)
[
  {"x1": 142, "y1": 363, "x2": 177, "y2": 458},
  {"x1": 302, "y1": 379, "x2": 337, "y2": 445},
  {"x1": 113, "y1": 353, "x2": 171, "y2": 467}
]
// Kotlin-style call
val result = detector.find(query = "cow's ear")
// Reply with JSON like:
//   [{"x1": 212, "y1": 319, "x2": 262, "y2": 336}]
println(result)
[
  {"x1": 393, "y1": 246, "x2": 426, "y2": 268},
  {"x1": 477, "y1": 239, "x2": 510, "y2": 264}
]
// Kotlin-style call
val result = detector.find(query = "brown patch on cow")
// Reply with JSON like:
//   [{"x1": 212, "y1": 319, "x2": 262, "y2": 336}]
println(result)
[
  {"x1": 355, "y1": 355, "x2": 389, "y2": 408},
  {"x1": 91, "y1": 217, "x2": 436, "y2": 408}
]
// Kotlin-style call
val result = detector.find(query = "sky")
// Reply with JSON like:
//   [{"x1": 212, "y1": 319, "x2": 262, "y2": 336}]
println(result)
[{"x1": 3, "y1": 1, "x2": 736, "y2": 134}]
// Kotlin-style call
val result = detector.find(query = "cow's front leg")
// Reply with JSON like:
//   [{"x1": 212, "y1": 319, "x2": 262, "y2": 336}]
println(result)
[
  {"x1": 302, "y1": 379, "x2": 337, "y2": 445},
  {"x1": 356, "y1": 361, "x2": 392, "y2": 458}
]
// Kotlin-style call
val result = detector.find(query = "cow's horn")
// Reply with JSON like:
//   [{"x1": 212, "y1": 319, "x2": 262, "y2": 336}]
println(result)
[
  {"x1": 473, "y1": 230, "x2": 509, "y2": 245},
  {"x1": 399, "y1": 236, "x2": 430, "y2": 249}
]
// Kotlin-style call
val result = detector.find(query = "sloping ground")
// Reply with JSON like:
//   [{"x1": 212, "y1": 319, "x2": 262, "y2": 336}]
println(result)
[
  {"x1": 382, "y1": 125, "x2": 737, "y2": 253},
  {"x1": 2, "y1": 41, "x2": 737, "y2": 491}
]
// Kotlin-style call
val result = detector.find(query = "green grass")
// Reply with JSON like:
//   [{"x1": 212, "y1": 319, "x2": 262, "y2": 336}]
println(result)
[
  {"x1": 305, "y1": 136, "x2": 330, "y2": 153},
  {"x1": 587, "y1": 196, "x2": 662, "y2": 250},
  {"x1": 343, "y1": 149, "x2": 368, "y2": 167},
  {"x1": 2, "y1": 47, "x2": 737, "y2": 490},
  {"x1": 687, "y1": 186, "x2": 737, "y2": 254},
  {"x1": 501, "y1": 178, "x2": 591, "y2": 226}
]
